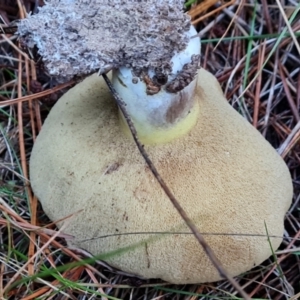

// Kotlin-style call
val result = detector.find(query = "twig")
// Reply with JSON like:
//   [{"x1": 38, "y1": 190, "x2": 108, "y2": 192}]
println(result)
[
  {"x1": 277, "y1": 119, "x2": 300, "y2": 157},
  {"x1": 0, "y1": 25, "x2": 18, "y2": 34},
  {"x1": 0, "y1": 79, "x2": 77, "y2": 106},
  {"x1": 102, "y1": 73, "x2": 250, "y2": 300}
]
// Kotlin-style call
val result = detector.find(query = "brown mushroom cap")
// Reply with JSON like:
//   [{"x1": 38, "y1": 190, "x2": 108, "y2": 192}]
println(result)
[{"x1": 30, "y1": 69, "x2": 293, "y2": 284}]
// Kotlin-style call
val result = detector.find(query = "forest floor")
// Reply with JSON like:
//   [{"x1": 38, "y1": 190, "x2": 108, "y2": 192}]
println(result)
[{"x1": 0, "y1": 0, "x2": 300, "y2": 299}]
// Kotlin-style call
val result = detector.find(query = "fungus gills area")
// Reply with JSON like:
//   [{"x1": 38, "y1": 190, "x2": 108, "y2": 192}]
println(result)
[{"x1": 17, "y1": 0, "x2": 191, "y2": 82}]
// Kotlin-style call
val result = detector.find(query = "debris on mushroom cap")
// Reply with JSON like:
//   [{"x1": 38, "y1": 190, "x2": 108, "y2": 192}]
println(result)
[
  {"x1": 17, "y1": 0, "x2": 191, "y2": 82},
  {"x1": 30, "y1": 69, "x2": 293, "y2": 284}
]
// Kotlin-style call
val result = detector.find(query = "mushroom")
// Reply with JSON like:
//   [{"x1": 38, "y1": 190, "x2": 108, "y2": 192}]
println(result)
[
  {"x1": 26, "y1": 0, "x2": 292, "y2": 284},
  {"x1": 30, "y1": 67, "x2": 292, "y2": 283},
  {"x1": 111, "y1": 25, "x2": 201, "y2": 144}
]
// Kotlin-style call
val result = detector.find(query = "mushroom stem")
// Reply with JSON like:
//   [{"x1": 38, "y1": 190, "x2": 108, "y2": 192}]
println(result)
[{"x1": 112, "y1": 26, "x2": 201, "y2": 145}]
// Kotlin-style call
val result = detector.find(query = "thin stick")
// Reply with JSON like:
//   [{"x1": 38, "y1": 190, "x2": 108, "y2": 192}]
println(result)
[
  {"x1": 0, "y1": 25, "x2": 18, "y2": 34},
  {"x1": 102, "y1": 73, "x2": 250, "y2": 300},
  {"x1": 0, "y1": 79, "x2": 77, "y2": 106}
]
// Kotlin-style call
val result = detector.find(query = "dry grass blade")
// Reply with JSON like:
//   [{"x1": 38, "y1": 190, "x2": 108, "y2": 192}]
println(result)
[
  {"x1": 2, "y1": 222, "x2": 70, "y2": 295},
  {"x1": 278, "y1": 120, "x2": 300, "y2": 158},
  {"x1": 0, "y1": 25, "x2": 18, "y2": 34},
  {"x1": 189, "y1": 0, "x2": 237, "y2": 25},
  {"x1": 0, "y1": 80, "x2": 77, "y2": 106}
]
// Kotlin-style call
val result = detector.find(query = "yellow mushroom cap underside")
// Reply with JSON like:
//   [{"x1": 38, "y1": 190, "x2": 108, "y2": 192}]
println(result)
[{"x1": 30, "y1": 69, "x2": 293, "y2": 284}]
